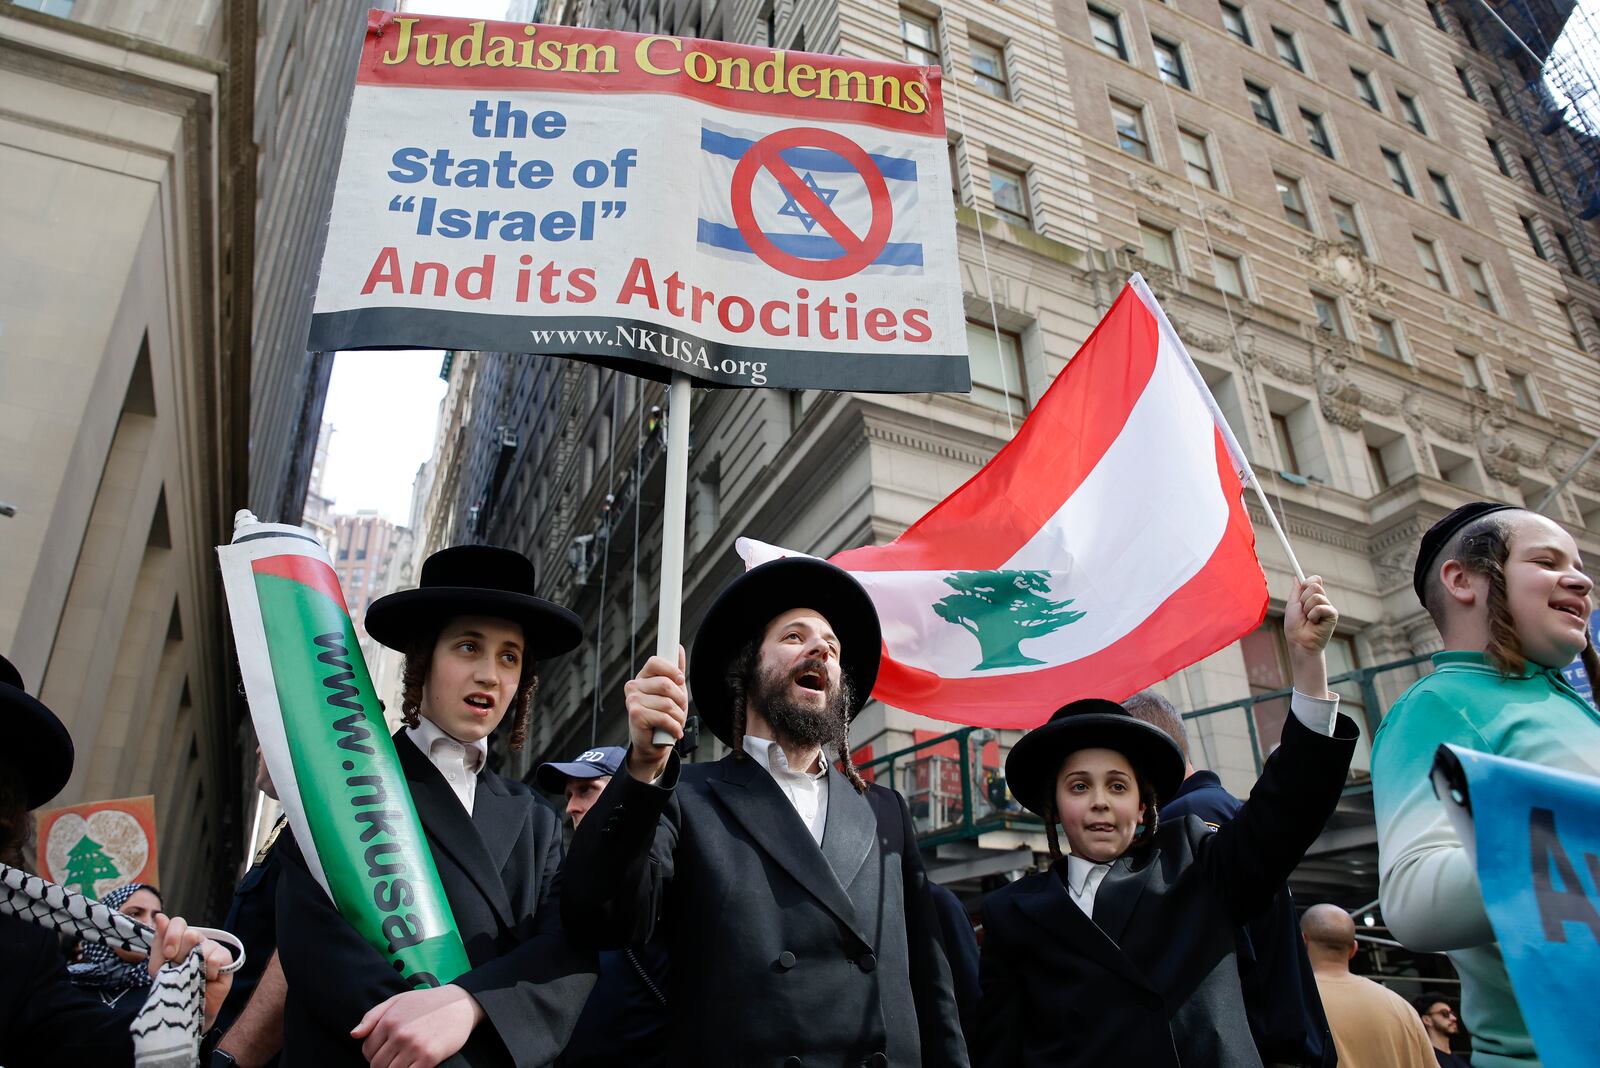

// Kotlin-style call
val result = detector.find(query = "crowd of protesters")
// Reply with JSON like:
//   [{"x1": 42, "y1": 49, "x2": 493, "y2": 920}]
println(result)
[{"x1": 2, "y1": 496, "x2": 1589, "y2": 1067}]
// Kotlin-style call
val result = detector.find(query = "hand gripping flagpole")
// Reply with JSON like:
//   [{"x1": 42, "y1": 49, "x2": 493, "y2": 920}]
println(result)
[
  {"x1": 652, "y1": 372, "x2": 694, "y2": 748},
  {"x1": 218, "y1": 512, "x2": 471, "y2": 988}
]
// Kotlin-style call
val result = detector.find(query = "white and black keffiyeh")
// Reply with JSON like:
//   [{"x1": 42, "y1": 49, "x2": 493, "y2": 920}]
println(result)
[{"x1": 0, "y1": 862, "x2": 243, "y2": 1067}]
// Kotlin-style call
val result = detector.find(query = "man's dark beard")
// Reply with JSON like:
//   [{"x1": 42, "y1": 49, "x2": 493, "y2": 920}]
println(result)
[{"x1": 751, "y1": 657, "x2": 851, "y2": 752}]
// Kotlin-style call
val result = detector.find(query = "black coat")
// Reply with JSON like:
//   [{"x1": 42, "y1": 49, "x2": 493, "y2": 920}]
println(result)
[
  {"x1": 1163, "y1": 770, "x2": 1335, "y2": 1067},
  {"x1": 562, "y1": 749, "x2": 970, "y2": 1068},
  {"x1": 276, "y1": 732, "x2": 596, "y2": 1068},
  {"x1": 0, "y1": 913, "x2": 134, "y2": 1066},
  {"x1": 214, "y1": 815, "x2": 284, "y2": 1045},
  {"x1": 975, "y1": 712, "x2": 1357, "y2": 1068}
]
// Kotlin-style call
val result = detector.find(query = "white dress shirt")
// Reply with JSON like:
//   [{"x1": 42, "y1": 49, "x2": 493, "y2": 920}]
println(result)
[
  {"x1": 743, "y1": 734, "x2": 830, "y2": 844},
  {"x1": 1060, "y1": 688, "x2": 1341, "y2": 917},
  {"x1": 407, "y1": 717, "x2": 488, "y2": 815}
]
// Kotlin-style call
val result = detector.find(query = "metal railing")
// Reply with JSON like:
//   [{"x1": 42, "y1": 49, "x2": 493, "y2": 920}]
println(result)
[{"x1": 856, "y1": 653, "x2": 1439, "y2": 844}]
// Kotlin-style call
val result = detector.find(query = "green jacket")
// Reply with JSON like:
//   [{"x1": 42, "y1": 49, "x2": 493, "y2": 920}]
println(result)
[{"x1": 1372, "y1": 650, "x2": 1600, "y2": 1068}]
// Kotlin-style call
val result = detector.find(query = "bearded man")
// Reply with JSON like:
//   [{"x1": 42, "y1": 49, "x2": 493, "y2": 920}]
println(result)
[{"x1": 563, "y1": 557, "x2": 969, "y2": 1068}]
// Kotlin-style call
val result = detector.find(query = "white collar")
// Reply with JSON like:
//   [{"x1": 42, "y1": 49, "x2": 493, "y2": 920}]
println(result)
[
  {"x1": 408, "y1": 715, "x2": 488, "y2": 774},
  {"x1": 1065, "y1": 853, "x2": 1111, "y2": 895},
  {"x1": 742, "y1": 734, "x2": 827, "y2": 780}
]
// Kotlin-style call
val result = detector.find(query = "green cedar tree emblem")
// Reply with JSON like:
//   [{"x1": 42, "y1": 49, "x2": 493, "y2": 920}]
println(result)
[
  {"x1": 933, "y1": 570, "x2": 1086, "y2": 670},
  {"x1": 63, "y1": 835, "x2": 119, "y2": 900}
]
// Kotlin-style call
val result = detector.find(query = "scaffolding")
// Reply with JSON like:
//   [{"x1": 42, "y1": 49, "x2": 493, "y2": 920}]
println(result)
[{"x1": 1453, "y1": 0, "x2": 1600, "y2": 283}]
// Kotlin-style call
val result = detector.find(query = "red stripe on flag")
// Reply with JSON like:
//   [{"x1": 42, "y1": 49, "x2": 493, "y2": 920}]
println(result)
[
  {"x1": 834, "y1": 285, "x2": 1160, "y2": 572},
  {"x1": 869, "y1": 427, "x2": 1266, "y2": 727},
  {"x1": 252, "y1": 555, "x2": 351, "y2": 613}
]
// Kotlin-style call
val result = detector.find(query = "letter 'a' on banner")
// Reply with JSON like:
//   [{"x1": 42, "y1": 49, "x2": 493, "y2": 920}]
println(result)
[
  {"x1": 219, "y1": 511, "x2": 470, "y2": 987},
  {"x1": 307, "y1": 11, "x2": 969, "y2": 394},
  {"x1": 1433, "y1": 744, "x2": 1600, "y2": 1067}
]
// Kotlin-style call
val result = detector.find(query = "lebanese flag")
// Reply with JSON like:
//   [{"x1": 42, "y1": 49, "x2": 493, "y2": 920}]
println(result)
[{"x1": 741, "y1": 276, "x2": 1267, "y2": 728}]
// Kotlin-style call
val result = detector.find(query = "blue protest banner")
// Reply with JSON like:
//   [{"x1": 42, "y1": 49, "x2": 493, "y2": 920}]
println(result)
[{"x1": 1432, "y1": 744, "x2": 1600, "y2": 1068}]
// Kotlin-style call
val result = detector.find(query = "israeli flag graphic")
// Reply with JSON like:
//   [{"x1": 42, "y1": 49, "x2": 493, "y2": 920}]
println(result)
[{"x1": 696, "y1": 120, "x2": 924, "y2": 275}]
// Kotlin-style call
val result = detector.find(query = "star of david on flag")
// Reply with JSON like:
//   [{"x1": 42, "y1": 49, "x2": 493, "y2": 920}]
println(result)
[{"x1": 696, "y1": 120, "x2": 925, "y2": 276}]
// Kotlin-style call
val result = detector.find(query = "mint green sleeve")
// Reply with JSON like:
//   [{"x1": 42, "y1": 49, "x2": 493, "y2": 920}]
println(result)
[{"x1": 1371, "y1": 689, "x2": 1497, "y2": 952}]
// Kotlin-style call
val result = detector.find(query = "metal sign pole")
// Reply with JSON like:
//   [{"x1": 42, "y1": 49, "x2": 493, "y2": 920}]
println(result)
[{"x1": 651, "y1": 372, "x2": 693, "y2": 747}]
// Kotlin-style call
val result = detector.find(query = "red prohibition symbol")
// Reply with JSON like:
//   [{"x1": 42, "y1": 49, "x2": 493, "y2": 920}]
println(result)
[{"x1": 729, "y1": 127, "x2": 894, "y2": 282}]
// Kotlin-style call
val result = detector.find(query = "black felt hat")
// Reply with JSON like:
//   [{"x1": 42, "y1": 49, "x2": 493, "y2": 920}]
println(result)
[
  {"x1": 365, "y1": 545, "x2": 583, "y2": 659},
  {"x1": 688, "y1": 557, "x2": 881, "y2": 747},
  {"x1": 1004, "y1": 698, "x2": 1186, "y2": 818},
  {"x1": 0, "y1": 654, "x2": 75, "y2": 809},
  {"x1": 1412, "y1": 501, "x2": 1520, "y2": 605}
]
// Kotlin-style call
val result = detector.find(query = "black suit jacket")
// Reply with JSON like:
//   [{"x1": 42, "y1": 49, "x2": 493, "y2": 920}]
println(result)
[
  {"x1": 975, "y1": 712, "x2": 1358, "y2": 1068},
  {"x1": 1164, "y1": 771, "x2": 1335, "y2": 1067},
  {"x1": 0, "y1": 913, "x2": 135, "y2": 1066},
  {"x1": 276, "y1": 732, "x2": 596, "y2": 1068},
  {"x1": 563, "y1": 749, "x2": 970, "y2": 1068}
]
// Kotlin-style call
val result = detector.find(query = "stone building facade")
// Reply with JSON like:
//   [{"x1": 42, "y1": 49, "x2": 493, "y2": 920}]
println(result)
[
  {"x1": 1, "y1": 0, "x2": 378, "y2": 910},
  {"x1": 416, "y1": 0, "x2": 1600, "y2": 906}
]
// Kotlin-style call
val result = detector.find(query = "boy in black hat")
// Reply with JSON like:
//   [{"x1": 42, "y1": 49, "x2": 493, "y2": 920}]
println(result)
[
  {"x1": 273, "y1": 546, "x2": 596, "y2": 1068},
  {"x1": 563, "y1": 556, "x2": 968, "y2": 1067},
  {"x1": 1372, "y1": 502, "x2": 1597, "y2": 1066},
  {"x1": 0, "y1": 654, "x2": 235, "y2": 1066},
  {"x1": 975, "y1": 577, "x2": 1358, "y2": 1067}
]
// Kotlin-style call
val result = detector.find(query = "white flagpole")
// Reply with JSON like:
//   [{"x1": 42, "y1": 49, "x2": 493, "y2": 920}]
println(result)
[
  {"x1": 651, "y1": 371, "x2": 693, "y2": 747},
  {"x1": 1127, "y1": 272, "x2": 1307, "y2": 584}
]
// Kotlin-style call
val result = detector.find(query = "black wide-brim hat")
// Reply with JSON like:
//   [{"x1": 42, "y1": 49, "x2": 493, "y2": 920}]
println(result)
[
  {"x1": 1005, "y1": 698, "x2": 1186, "y2": 818},
  {"x1": 366, "y1": 545, "x2": 583, "y2": 659},
  {"x1": 1, "y1": 654, "x2": 74, "y2": 808},
  {"x1": 689, "y1": 557, "x2": 881, "y2": 747}
]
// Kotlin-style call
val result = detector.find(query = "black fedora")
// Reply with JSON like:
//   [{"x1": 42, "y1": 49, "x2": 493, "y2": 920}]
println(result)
[
  {"x1": 688, "y1": 557, "x2": 881, "y2": 747},
  {"x1": 1005, "y1": 698, "x2": 1186, "y2": 818},
  {"x1": 0, "y1": 654, "x2": 75, "y2": 808},
  {"x1": 365, "y1": 545, "x2": 583, "y2": 659}
]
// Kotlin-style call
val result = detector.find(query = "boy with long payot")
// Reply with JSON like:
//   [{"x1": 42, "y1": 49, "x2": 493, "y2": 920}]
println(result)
[
  {"x1": 1373, "y1": 502, "x2": 1598, "y2": 1068},
  {"x1": 273, "y1": 546, "x2": 596, "y2": 1068}
]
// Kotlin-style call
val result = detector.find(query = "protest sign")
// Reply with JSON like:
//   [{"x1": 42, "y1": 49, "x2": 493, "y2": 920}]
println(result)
[
  {"x1": 36, "y1": 794, "x2": 159, "y2": 900},
  {"x1": 1433, "y1": 744, "x2": 1600, "y2": 1067},
  {"x1": 219, "y1": 512, "x2": 470, "y2": 988},
  {"x1": 308, "y1": 12, "x2": 968, "y2": 393}
]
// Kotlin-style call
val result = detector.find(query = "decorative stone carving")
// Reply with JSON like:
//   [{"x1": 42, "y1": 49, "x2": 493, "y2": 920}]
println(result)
[
  {"x1": 1316, "y1": 354, "x2": 1365, "y2": 431},
  {"x1": 1401, "y1": 391, "x2": 1427, "y2": 431},
  {"x1": 1374, "y1": 543, "x2": 1418, "y2": 589},
  {"x1": 1202, "y1": 205, "x2": 1247, "y2": 237},
  {"x1": 1176, "y1": 322, "x2": 1230, "y2": 354},
  {"x1": 1297, "y1": 239, "x2": 1394, "y2": 315},
  {"x1": 1131, "y1": 174, "x2": 1181, "y2": 209},
  {"x1": 1476, "y1": 410, "x2": 1523, "y2": 484},
  {"x1": 1441, "y1": 305, "x2": 1484, "y2": 339},
  {"x1": 1252, "y1": 350, "x2": 1316, "y2": 386}
]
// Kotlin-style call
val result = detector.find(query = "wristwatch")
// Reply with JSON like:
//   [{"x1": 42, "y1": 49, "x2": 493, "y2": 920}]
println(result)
[{"x1": 208, "y1": 1050, "x2": 238, "y2": 1068}]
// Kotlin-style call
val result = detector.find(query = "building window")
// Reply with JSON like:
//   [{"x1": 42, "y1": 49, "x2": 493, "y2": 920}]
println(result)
[
  {"x1": 1368, "y1": 18, "x2": 1395, "y2": 55},
  {"x1": 1555, "y1": 229, "x2": 1577, "y2": 270},
  {"x1": 762, "y1": 2, "x2": 776, "y2": 47},
  {"x1": 1522, "y1": 214, "x2": 1548, "y2": 258},
  {"x1": 1522, "y1": 154, "x2": 1548, "y2": 195},
  {"x1": 1488, "y1": 137, "x2": 1511, "y2": 176},
  {"x1": 1415, "y1": 235, "x2": 1447, "y2": 290},
  {"x1": 1352, "y1": 68, "x2": 1381, "y2": 110},
  {"x1": 949, "y1": 139, "x2": 963, "y2": 203},
  {"x1": 1276, "y1": 171, "x2": 1311, "y2": 230},
  {"x1": 971, "y1": 38, "x2": 1011, "y2": 99},
  {"x1": 1301, "y1": 108, "x2": 1334, "y2": 157},
  {"x1": 1367, "y1": 443, "x2": 1391, "y2": 490},
  {"x1": 1508, "y1": 371, "x2": 1539, "y2": 412},
  {"x1": 1429, "y1": 171, "x2": 1461, "y2": 219},
  {"x1": 1398, "y1": 92, "x2": 1428, "y2": 134},
  {"x1": 1140, "y1": 221, "x2": 1178, "y2": 269},
  {"x1": 1325, "y1": 0, "x2": 1351, "y2": 32},
  {"x1": 1371, "y1": 314, "x2": 1403, "y2": 359},
  {"x1": 965, "y1": 321, "x2": 1028, "y2": 418},
  {"x1": 1428, "y1": 0, "x2": 1449, "y2": 31},
  {"x1": 1089, "y1": 5, "x2": 1128, "y2": 60},
  {"x1": 1179, "y1": 127, "x2": 1219, "y2": 188},
  {"x1": 1153, "y1": 36, "x2": 1190, "y2": 89},
  {"x1": 1111, "y1": 98, "x2": 1152, "y2": 160},
  {"x1": 989, "y1": 163, "x2": 1032, "y2": 227},
  {"x1": 1459, "y1": 14, "x2": 1481, "y2": 49},
  {"x1": 1456, "y1": 65, "x2": 1478, "y2": 100},
  {"x1": 1214, "y1": 251, "x2": 1246, "y2": 296},
  {"x1": 1562, "y1": 302, "x2": 1589, "y2": 350},
  {"x1": 1330, "y1": 196, "x2": 1366, "y2": 252},
  {"x1": 901, "y1": 10, "x2": 940, "y2": 65},
  {"x1": 1312, "y1": 292, "x2": 1346, "y2": 337},
  {"x1": 1382, "y1": 147, "x2": 1413, "y2": 196},
  {"x1": 1490, "y1": 82, "x2": 1511, "y2": 118},
  {"x1": 1270, "y1": 412, "x2": 1300, "y2": 473},
  {"x1": 1246, "y1": 80, "x2": 1280, "y2": 132},
  {"x1": 1273, "y1": 27, "x2": 1304, "y2": 71},
  {"x1": 1462, "y1": 258, "x2": 1496, "y2": 311},
  {"x1": 1457, "y1": 350, "x2": 1485, "y2": 390},
  {"x1": 1220, "y1": 0, "x2": 1253, "y2": 45}
]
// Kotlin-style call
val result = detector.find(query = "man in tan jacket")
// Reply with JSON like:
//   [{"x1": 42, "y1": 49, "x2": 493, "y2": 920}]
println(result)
[{"x1": 1302, "y1": 904, "x2": 1436, "y2": 1068}]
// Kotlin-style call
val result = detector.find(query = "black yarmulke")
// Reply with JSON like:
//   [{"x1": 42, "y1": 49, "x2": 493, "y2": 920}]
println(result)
[{"x1": 1413, "y1": 502, "x2": 1518, "y2": 604}]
